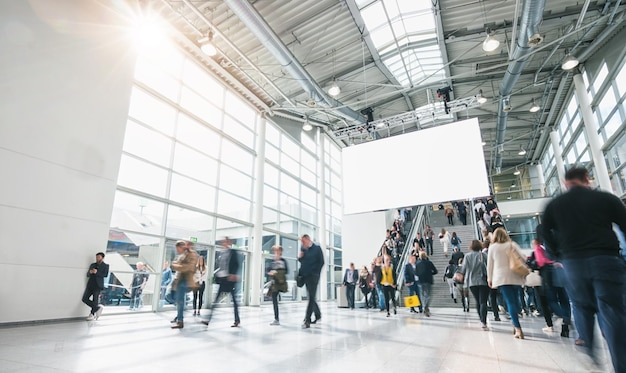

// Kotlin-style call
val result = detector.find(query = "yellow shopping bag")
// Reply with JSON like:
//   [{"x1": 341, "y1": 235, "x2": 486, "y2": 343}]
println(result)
[{"x1": 404, "y1": 295, "x2": 421, "y2": 308}]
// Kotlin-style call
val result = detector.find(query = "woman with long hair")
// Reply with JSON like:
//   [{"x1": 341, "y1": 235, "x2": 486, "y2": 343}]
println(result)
[
  {"x1": 439, "y1": 228, "x2": 451, "y2": 258},
  {"x1": 268, "y1": 245, "x2": 288, "y2": 325},
  {"x1": 460, "y1": 240, "x2": 490, "y2": 330},
  {"x1": 379, "y1": 255, "x2": 397, "y2": 317},
  {"x1": 487, "y1": 228, "x2": 528, "y2": 339},
  {"x1": 192, "y1": 256, "x2": 208, "y2": 316},
  {"x1": 359, "y1": 266, "x2": 372, "y2": 309}
]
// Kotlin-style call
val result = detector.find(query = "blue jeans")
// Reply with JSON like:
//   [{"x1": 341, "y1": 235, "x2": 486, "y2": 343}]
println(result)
[
  {"x1": 175, "y1": 279, "x2": 188, "y2": 322},
  {"x1": 500, "y1": 285, "x2": 523, "y2": 327},
  {"x1": 376, "y1": 284, "x2": 385, "y2": 310},
  {"x1": 562, "y1": 256, "x2": 626, "y2": 373},
  {"x1": 407, "y1": 283, "x2": 423, "y2": 312}
]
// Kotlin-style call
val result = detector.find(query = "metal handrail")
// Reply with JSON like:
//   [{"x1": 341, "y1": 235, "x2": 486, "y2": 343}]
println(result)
[{"x1": 394, "y1": 205, "x2": 427, "y2": 290}]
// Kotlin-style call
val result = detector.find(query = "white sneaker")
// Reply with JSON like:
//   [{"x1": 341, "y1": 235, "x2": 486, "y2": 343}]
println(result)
[
  {"x1": 543, "y1": 326, "x2": 555, "y2": 332},
  {"x1": 95, "y1": 305, "x2": 104, "y2": 320},
  {"x1": 86, "y1": 314, "x2": 95, "y2": 321},
  {"x1": 270, "y1": 320, "x2": 280, "y2": 326}
]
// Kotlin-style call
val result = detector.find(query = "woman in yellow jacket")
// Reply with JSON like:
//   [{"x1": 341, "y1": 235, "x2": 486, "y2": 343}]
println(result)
[{"x1": 379, "y1": 255, "x2": 397, "y2": 317}]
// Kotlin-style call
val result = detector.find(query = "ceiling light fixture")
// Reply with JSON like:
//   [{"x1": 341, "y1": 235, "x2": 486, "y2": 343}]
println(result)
[
  {"x1": 328, "y1": 79, "x2": 341, "y2": 97},
  {"x1": 482, "y1": 29, "x2": 500, "y2": 52},
  {"x1": 529, "y1": 99, "x2": 540, "y2": 113},
  {"x1": 302, "y1": 118, "x2": 312, "y2": 132},
  {"x1": 482, "y1": 141, "x2": 487, "y2": 146},
  {"x1": 477, "y1": 89, "x2": 488, "y2": 104},
  {"x1": 518, "y1": 146, "x2": 527, "y2": 156},
  {"x1": 199, "y1": 31, "x2": 217, "y2": 56},
  {"x1": 561, "y1": 49, "x2": 579, "y2": 71},
  {"x1": 514, "y1": 167, "x2": 521, "y2": 176}
]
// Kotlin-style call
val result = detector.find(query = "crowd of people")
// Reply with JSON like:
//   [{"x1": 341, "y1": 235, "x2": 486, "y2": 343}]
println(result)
[{"x1": 81, "y1": 167, "x2": 626, "y2": 372}]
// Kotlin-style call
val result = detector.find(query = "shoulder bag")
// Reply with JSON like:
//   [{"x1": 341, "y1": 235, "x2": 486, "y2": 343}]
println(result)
[{"x1": 507, "y1": 242, "x2": 530, "y2": 277}]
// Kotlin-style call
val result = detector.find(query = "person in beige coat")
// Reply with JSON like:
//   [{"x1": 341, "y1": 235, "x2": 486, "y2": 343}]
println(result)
[
  {"x1": 487, "y1": 228, "x2": 527, "y2": 339},
  {"x1": 170, "y1": 241, "x2": 198, "y2": 329}
]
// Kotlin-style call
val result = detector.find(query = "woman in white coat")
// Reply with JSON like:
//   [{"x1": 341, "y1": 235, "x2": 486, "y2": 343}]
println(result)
[
  {"x1": 439, "y1": 228, "x2": 451, "y2": 258},
  {"x1": 487, "y1": 228, "x2": 527, "y2": 339}
]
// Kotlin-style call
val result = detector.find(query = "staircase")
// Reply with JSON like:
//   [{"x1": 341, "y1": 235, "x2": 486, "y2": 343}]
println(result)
[{"x1": 399, "y1": 207, "x2": 478, "y2": 309}]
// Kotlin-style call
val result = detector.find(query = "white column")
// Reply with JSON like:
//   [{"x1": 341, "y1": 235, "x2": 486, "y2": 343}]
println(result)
[
  {"x1": 316, "y1": 128, "x2": 329, "y2": 301},
  {"x1": 248, "y1": 115, "x2": 267, "y2": 306},
  {"x1": 534, "y1": 164, "x2": 546, "y2": 197},
  {"x1": 550, "y1": 131, "x2": 567, "y2": 193},
  {"x1": 573, "y1": 73, "x2": 612, "y2": 192}
]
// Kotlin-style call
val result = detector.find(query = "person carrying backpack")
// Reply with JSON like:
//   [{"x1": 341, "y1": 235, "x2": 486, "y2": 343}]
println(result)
[{"x1": 444, "y1": 262, "x2": 458, "y2": 303}]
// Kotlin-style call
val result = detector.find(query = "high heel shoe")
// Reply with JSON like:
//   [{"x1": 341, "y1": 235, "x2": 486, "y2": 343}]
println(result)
[
  {"x1": 231, "y1": 321, "x2": 240, "y2": 327},
  {"x1": 514, "y1": 327, "x2": 524, "y2": 339}
]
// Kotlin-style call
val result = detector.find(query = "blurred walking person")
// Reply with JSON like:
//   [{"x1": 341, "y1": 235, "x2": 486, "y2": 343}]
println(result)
[
  {"x1": 268, "y1": 245, "x2": 288, "y2": 325},
  {"x1": 170, "y1": 241, "x2": 198, "y2": 329},
  {"x1": 416, "y1": 251, "x2": 438, "y2": 317},
  {"x1": 543, "y1": 167, "x2": 626, "y2": 372},
  {"x1": 299, "y1": 234, "x2": 324, "y2": 329},
  {"x1": 203, "y1": 237, "x2": 241, "y2": 327},
  {"x1": 192, "y1": 256, "x2": 208, "y2": 316}
]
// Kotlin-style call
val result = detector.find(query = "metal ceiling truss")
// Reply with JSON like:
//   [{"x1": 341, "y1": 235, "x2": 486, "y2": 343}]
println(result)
[{"x1": 332, "y1": 94, "x2": 483, "y2": 141}]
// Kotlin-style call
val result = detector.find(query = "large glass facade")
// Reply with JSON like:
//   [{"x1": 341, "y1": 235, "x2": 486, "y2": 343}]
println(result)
[
  {"x1": 107, "y1": 38, "x2": 342, "y2": 312},
  {"x1": 540, "y1": 54, "x2": 626, "y2": 198}
]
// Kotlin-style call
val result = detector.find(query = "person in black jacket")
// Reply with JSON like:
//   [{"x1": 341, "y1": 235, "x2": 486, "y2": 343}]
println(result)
[
  {"x1": 299, "y1": 234, "x2": 324, "y2": 329},
  {"x1": 543, "y1": 167, "x2": 626, "y2": 372},
  {"x1": 203, "y1": 237, "x2": 241, "y2": 327},
  {"x1": 415, "y1": 251, "x2": 438, "y2": 317},
  {"x1": 342, "y1": 263, "x2": 358, "y2": 309},
  {"x1": 83, "y1": 252, "x2": 109, "y2": 321}
]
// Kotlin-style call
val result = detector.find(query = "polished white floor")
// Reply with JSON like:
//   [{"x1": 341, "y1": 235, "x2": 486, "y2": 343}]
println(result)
[{"x1": 0, "y1": 302, "x2": 613, "y2": 372}]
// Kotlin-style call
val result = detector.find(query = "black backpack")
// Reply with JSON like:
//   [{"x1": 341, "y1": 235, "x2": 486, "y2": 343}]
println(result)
[
  {"x1": 451, "y1": 236, "x2": 458, "y2": 245},
  {"x1": 445, "y1": 264, "x2": 456, "y2": 278}
]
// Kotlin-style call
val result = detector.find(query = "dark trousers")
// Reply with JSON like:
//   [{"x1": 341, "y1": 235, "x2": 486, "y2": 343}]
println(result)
[
  {"x1": 459, "y1": 212, "x2": 467, "y2": 225},
  {"x1": 541, "y1": 265, "x2": 571, "y2": 324},
  {"x1": 207, "y1": 280, "x2": 240, "y2": 323},
  {"x1": 489, "y1": 288, "x2": 500, "y2": 319},
  {"x1": 425, "y1": 239, "x2": 433, "y2": 255},
  {"x1": 447, "y1": 214, "x2": 454, "y2": 225},
  {"x1": 562, "y1": 256, "x2": 626, "y2": 373},
  {"x1": 470, "y1": 285, "x2": 490, "y2": 325},
  {"x1": 536, "y1": 286, "x2": 554, "y2": 327},
  {"x1": 304, "y1": 275, "x2": 321, "y2": 323},
  {"x1": 345, "y1": 284, "x2": 356, "y2": 309},
  {"x1": 382, "y1": 285, "x2": 397, "y2": 313},
  {"x1": 271, "y1": 291, "x2": 280, "y2": 321},
  {"x1": 192, "y1": 282, "x2": 206, "y2": 310},
  {"x1": 361, "y1": 289, "x2": 370, "y2": 308},
  {"x1": 82, "y1": 286, "x2": 101, "y2": 315}
]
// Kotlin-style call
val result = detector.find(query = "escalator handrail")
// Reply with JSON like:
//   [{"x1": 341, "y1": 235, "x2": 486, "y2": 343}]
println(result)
[{"x1": 394, "y1": 205, "x2": 427, "y2": 290}]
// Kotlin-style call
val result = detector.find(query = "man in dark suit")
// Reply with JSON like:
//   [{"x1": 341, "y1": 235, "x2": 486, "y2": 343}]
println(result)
[
  {"x1": 203, "y1": 237, "x2": 241, "y2": 327},
  {"x1": 83, "y1": 252, "x2": 109, "y2": 321},
  {"x1": 342, "y1": 263, "x2": 358, "y2": 309},
  {"x1": 299, "y1": 234, "x2": 324, "y2": 328}
]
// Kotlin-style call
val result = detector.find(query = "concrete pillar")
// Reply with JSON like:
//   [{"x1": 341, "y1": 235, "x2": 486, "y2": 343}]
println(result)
[
  {"x1": 316, "y1": 128, "x2": 329, "y2": 301},
  {"x1": 573, "y1": 74, "x2": 612, "y2": 192},
  {"x1": 550, "y1": 131, "x2": 567, "y2": 193},
  {"x1": 248, "y1": 115, "x2": 267, "y2": 306}
]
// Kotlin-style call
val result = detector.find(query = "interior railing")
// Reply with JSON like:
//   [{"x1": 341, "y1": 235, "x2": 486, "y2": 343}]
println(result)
[{"x1": 394, "y1": 205, "x2": 428, "y2": 290}]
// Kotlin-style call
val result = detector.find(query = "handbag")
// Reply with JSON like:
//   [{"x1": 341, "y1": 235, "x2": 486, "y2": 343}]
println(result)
[
  {"x1": 508, "y1": 243, "x2": 530, "y2": 277},
  {"x1": 296, "y1": 269, "x2": 305, "y2": 288},
  {"x1": 525, "y1": 270, "x2": 542, "y2": 287},
  {"x1": 404, "y1": 295, "x2": 420, "y2": 308},
  {"x1": 453, "y1": 271, "x2": 464, "y2": 284}
]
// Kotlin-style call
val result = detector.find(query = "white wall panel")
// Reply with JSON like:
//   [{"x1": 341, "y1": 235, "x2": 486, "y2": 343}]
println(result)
[
  {"x1": 342, "y1": 211, "x2": 387, "y2": 270},
  {"x1": 0, "y1": 1, "x2": 136, "y2": 323}
]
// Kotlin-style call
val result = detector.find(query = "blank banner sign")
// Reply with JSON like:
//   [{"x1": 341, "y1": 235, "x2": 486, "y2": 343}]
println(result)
[{"x1": 341, "y1": 118, "x2": 489, "y2": 215}]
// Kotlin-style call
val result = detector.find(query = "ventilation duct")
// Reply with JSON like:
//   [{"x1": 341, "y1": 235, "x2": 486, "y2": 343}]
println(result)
[{"x1": 494, "y1": 0, "x2": 546, "y2": 170}]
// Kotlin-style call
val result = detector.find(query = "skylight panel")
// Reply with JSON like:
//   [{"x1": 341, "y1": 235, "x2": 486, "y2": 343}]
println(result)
[{"x1": 359, "y1": 0, "x2": 446, "y2": 87}]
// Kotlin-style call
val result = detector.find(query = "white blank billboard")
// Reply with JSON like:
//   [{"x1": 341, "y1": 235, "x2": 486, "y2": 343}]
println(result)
[{"x1": 342, "y1": 118, "x2": 489, "y2": 215}]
